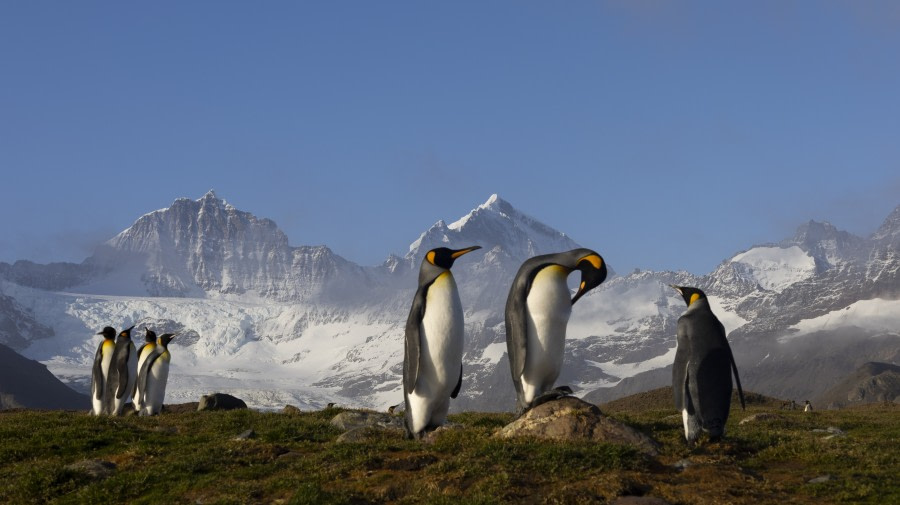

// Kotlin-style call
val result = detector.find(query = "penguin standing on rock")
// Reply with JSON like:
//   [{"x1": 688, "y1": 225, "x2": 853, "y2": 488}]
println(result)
[
  {"x1": 91, "y1": 327, "x2": 117, "y2": 416},
  {"x1": 137, "y1": 333, "x2": 175, "y2": 416},
  {"x1": 105, "y1": 325, "x2": 137, "y2": 416},
  {"x1": 403, "y1": 245, "x2": 481, "y2": 439},
  {"x1": 133, "y1": 328, "x2": 158, "y2": 412},
  {"x1": 505, "y1": 249, "x2": 607, "y2": 415},
  {"x1": 670, "y1": 285, "x2": 745, "y2": 444}
]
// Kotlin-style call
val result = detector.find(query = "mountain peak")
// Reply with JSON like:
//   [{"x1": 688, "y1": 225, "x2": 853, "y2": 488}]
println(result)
[{"x1": 873, "y1": 204, "x2": 900, "y2": 242}]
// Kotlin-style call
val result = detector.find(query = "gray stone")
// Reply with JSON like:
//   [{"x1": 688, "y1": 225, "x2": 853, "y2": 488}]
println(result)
[
  {"x1": 197, "y1": 393, "x2": 247, "y2": 411},
  {"x1": 673, "y1": 458, "x2": 692, "y2": 470},
  {"x1": 739, "y1": 413, "x2": 783, "y2": 425},
  {"x1": 65, "y1": 459, "x2": 116, "y2": 479},
  {"x1": 330, "y1": 410, "x2": 403, "y2": 431},
  {"x1": 336, "y1": 426, "x2": 405, "y2": 443},
  {"x1": 494, "y1": 397, "x2": 660, "y2": 456},
  {"x1": 282, "y1": 405, "x2": 302, "y2": 415},
  {"x1": 808, "y1": 475, "x2": 833, "y2": 484},
  {"x1": 234, "y1": 429, "x2": 256, "y2": 440}
]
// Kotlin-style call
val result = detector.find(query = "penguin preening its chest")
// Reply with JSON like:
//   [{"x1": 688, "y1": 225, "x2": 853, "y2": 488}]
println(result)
[
  {"x1": 670, "y1": 285, "x2": 745, "y2": 444},
  {"x1": 133, "y1": 329, "x2": 158, "y2": 412},
  {"x1": 404, "y1": 245, "x2": 481, "y2": 439},
  {"x1": 137, "y1": 333, "x2": 175, "y2": 416},
  {"x1": 104, "y1": 325, "x2": 137, "y2": 416},
  {"x1": 91, "y1": 326, "x2": 117, "y2": 416},
  {"x1": 505, "y1": 249, "x2": 607, "y2": 415}
]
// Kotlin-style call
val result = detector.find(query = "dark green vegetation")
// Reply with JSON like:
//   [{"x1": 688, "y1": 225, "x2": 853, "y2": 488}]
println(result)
[{"x1": 1, "y1": 393, "x2": 897, "y2": 504}]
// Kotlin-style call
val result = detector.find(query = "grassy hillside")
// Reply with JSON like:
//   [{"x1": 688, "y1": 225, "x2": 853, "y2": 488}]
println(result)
[{"x1": 0, "y1": 397, "x2": 897, "y2": 504}]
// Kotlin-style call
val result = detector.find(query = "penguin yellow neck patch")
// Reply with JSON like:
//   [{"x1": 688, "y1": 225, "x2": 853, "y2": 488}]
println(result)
[{"x1": 689, "y1": 293, "x2": 701, "y2": 305}]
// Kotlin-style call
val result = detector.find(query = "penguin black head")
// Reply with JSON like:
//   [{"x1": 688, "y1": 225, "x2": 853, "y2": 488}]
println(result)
[
  {"x1": 97, "y1": 327, "x2": 117, "y2": 340},
  {"x1": 571, "y1": 252, "x2": 607, "y2": 305},
  {"x1": 158, "y1": 333, "x2": 176, "y2": 348},
  {"x1": 118, "y1": 325, "x2": 136, "y2": 340},
  {"x1": 425, "y1": 246, "x2": 482, "y2": 270},
  {"x1": 670, "y1": 285, "x2": 707, "y2": 306},
  {"x1": 144, "y1": 329, "x2": 157, "y2": 343}
]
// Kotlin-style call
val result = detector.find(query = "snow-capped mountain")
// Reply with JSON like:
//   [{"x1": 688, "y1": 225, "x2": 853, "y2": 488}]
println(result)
[{"x1": 2, "y1": 192, "x2": 899, "y2": 411}]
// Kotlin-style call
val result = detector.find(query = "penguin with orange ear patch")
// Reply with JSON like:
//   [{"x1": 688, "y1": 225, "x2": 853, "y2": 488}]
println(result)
[
  {"x1": 403, "y1": 245, "x2": 481, "y2": 439},
  {"x1": 670, "y1": 285, "x2": 745, "y2": 444}
]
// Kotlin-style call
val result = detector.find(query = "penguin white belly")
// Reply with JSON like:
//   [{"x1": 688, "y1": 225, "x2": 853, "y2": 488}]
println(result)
[
  {"x1": 133, "y1": 346, "x2": 157, "y2": 411},
  {"x1": 522, "y1": 265, "x2": 572, "y2": 404},
  {"x1": 142, "y1": 352, "x2": 170, "y2": 416},
  {"x1": 408, "y1": 272, "x2": 464, "y2": 434},
  {"x1": 92, "y1": 341, "x2": 115, "y2": 415}
]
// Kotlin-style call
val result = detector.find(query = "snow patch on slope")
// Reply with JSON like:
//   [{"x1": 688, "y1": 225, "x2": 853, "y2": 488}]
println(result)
[
  {"x1": 784, "y1": 298, "x2": 900, "y2": 341},
  {"x1": 730, "y1": 246, "x2": 815, "y2": 293}
]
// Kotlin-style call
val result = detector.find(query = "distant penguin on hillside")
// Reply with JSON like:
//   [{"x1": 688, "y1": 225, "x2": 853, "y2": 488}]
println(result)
[
  {"x1": 133, "y1": 328, "x2": 158, "y2": 412},
  {"x1": 105, "y1": 325, "x2": 137, "y2": 416},
  {"x1": 403, "y1": 245, "x2": 481, "y2": 439},
  {"x1": 91, "y1": 326, "x2": 117, "y2": 416},
  {"x1": 670, "y1": 285, "x2": 745, "y2": 444},
  {"x1": 505, "y1": 249, "x2": 607, "y2": 415},
  {"x1": 137, "y1": 333, "x2": 176, "y2": 416}
]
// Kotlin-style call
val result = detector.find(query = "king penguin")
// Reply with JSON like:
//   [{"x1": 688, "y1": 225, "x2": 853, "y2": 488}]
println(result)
[
  {"x1": 403, "y1": 245, "x2": 481, "y2": 439},
  {"x1": 670, "y1": 285, "x2": 745, "y2": 444},
  {"x1": 104, "y1": 325, "x2": 137, "y2": 416},
  {"x1": 505, "y1": 249, "x2": 607, "y2": 415},
  {"x1": 137, "y1": 333, "x2": 175, "y2": 416},
  {"x1": 133, "y1": 328, "x2": 158, "y2": 412},
  {"x1": 91, "y1": 326, "x2": 117, "y2": 416}
]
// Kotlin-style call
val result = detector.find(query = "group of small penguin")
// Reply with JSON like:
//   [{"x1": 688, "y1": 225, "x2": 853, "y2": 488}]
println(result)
[
  {"x1": 91, "y1": 325, "x2": 176, "y2": 416},
  {"x1": 403, "y1": 247, "x2": 745, "y2": 445}
]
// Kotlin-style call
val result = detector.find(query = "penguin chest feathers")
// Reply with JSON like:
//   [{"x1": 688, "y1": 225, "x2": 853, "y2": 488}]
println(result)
[
  {"x1": 419, "y1": 272, "x2": 464, "y2": 384},
  {"x1": 525, "y1": 265, "x2": 573, "y2": 350}
]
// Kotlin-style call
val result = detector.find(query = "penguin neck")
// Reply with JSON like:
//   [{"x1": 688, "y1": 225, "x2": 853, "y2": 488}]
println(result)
[{"x1": 685, "y1": 298, "x2": 710, "y2": 313}]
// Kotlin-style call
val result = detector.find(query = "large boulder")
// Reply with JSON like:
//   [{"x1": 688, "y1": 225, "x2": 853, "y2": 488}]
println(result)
[
  {"x1": 197, "y1": 393, "x2": 247, "y2": 411},
  {"x1": 495, "y1": 397, "x2": 659, "y2": 456}
]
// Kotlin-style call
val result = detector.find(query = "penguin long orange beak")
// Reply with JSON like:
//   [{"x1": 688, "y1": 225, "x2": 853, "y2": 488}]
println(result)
[{"x1": 450, "y1": 245, "x2": 482, "y2": 259}]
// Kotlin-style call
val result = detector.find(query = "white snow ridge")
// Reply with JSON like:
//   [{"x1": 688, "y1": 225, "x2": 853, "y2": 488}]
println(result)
[{"x1": 729, "y1": 246, "x2": 816, "y2": 293}]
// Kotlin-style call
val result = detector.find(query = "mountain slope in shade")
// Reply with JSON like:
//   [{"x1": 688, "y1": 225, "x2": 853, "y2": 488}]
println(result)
[
  {"x1": 0, "y1": 343, "x2": 89, "y2": 410},
  {"x1": 814, "y1": 362, "x2": 900, "y2": 409}
]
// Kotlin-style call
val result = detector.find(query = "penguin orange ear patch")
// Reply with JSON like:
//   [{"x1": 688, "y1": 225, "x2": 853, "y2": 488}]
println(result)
[
  {"x1": 426, "y1": 251, "x2": 436, "y2": 265},
  {"x1": 580, "y1": 254, "x2": 603, "y2": 270},
  {"x1": 689, "y1": 293, "x2": 701, "y2": 305}
]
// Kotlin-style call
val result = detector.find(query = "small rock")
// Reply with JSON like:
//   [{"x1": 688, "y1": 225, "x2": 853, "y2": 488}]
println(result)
[
  {"x1": 808, "y1": 475, "x2": 833, "y2": 484},
  {"x1": 421, "y1": 423, "x2": 464, "y2": 443},
  {"x1": 336, "y1": 426, "x2": 404, "y2": 443},
  {"x1": 494, "y1": 397, "x2": 660, "y2": 456},
  {"x1": 739, "y1": 413, "x2": 782, "y2": 425},
  {"x1": 65, "y1": 459, "x2": 116, "y2": 479},
  {"x1": 826, "y1": 426, "x2": 845, "y2": 435},
  {"x1": 233, "y1": 429, "x2": 256, "y2": 440},
  {"x1": 198, "y1": 393, "x2": 247, "y2": 411},
  {"x1": 282, "y1": 405, "x2": 302, "y2": 415},
  {"x1": 673, "y1": 459, "x2": 692, "y2": 470},
  {"x1": 330, "y1": 410, "x2": 403, "y2": 431},
  {"x1": 611, "y1": 497, "x2": 672, "y2": 505},
  {"x1": 277, "y1": 451, "x2": 303, "y2": 461}
]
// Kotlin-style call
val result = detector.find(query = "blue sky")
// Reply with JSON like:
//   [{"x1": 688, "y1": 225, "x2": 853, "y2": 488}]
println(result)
[{"x1": 2, "y1": 2, "x2": 900, "y2": 274}]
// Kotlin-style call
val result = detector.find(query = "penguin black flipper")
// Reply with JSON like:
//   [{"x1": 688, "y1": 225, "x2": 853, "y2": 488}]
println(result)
[
  {"x1": 91, "y1": 342, "x2": 104, "y2": 400},
  {"x1": 450, "y1": 364, "x2": 462, "y2": 399},
  {"x1": 403, "y1": 284, "x2": 428, "y2": 395},
  {"x1": 114, "y1": 343, "x2": 132, "y2": 399},
  {"x1": 672, "y1": 317, "x2": 690, "y2": 412},
  {"x1": 721, "y1": 319, "x2": 746, "y2": 410}
]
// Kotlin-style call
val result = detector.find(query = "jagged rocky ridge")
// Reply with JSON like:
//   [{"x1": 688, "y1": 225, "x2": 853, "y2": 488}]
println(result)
[{"x1": 1, "y1": 192, "x2": 899, "y2": 410}]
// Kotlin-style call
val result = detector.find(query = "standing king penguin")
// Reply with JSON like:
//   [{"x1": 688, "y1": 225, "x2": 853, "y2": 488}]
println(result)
[
  {"x1": 670, "y1": 285, "x2": 745, "y2": 444},
  {"x1": 137, "y1": 333, "x2": 175, "y2": 416},
  {"x1": 133, "y1": 328, "x2": 158, "y2": 412},
  {"x1": 91, "y1": 326, "x2": 117, "y2": 415},
  {"x1": 505, "y1": 249, "x2": 607, "y2": 415},
  {"x1": 403, "y1": 245, "x2": 481, "y2": 439},
  {"x1": 104, "y1": 325, "x2": 137, "y2": 416}
]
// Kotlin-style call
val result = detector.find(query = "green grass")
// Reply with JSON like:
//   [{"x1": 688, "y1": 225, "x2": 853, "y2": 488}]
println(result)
[{"x1": 0, "y1": 402, "x2": 897, "y2": 504}]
